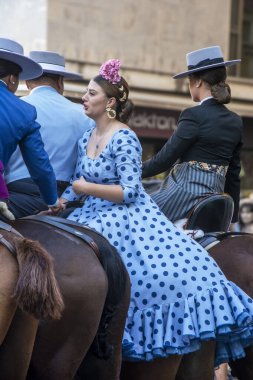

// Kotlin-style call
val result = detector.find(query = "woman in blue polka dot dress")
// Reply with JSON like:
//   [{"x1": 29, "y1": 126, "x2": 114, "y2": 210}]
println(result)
[{"x1": 61, "y1": 59, "x2": 253, "y2": 372}]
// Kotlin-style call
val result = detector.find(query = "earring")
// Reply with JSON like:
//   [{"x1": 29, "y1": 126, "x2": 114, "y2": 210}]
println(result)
[{"x1": 106, "y1": 107, "x2": 116, "y2": 119}]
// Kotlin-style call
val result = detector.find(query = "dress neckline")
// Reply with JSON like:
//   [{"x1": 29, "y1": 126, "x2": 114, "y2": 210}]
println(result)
[{"x1": 85, "y1": 127, "x2": 130, "y2": 161}]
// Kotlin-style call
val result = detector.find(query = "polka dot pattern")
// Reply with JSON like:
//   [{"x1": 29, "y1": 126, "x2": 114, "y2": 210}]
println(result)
[{"x1": 63, "y1": 127, "x2": 253, "y2": 366}]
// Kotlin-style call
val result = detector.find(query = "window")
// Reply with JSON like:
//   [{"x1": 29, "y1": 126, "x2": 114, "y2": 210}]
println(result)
[{"x1": 229, "y1": 0, "x2": 253, "y2": 78}]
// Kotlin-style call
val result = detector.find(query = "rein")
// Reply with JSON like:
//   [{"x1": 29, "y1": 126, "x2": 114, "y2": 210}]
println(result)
[
  {"x1": 22, "y1": 215, "x2": 101, "y2": 261},
  {"x1": 0, "y1": 220, "x2": 22, "y2": 257}
]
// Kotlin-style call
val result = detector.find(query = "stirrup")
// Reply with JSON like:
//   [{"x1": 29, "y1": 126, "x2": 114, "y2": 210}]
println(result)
[
  {"x1": 174, "y1": 218, "x2": 204, "y2": 240},
  {"x1": 0, "y1": 202, "x2": 15, "y2": 220}
]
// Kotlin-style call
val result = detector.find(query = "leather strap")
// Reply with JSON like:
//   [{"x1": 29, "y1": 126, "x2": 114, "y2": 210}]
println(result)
[
  {"x1": 0, "y1": 221, "x2": 22, "y2": 257},
  {"x1": 22, "y1": 215, "x2": 101, "y2": 261},
  {"x1": 0, "y1": 220, "x2": 24, "y2": 257},
  {"x1": 0, "y1": 233, "x2": 16, "y2": 257},
  {"x1": 0, "y1": 220, "x2": 22, "y2": 237},
  {"x1": 215, "y1": 231, "x2": 252, "y2": 240}
]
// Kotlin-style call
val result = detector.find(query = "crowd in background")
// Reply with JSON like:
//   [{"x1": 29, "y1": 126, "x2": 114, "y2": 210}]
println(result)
[{"x1": 233, "y1": 193, "x2": 253, "y2": 233}]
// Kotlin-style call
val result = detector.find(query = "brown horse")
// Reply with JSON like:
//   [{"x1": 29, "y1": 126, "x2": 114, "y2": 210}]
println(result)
[
  {"x1": 8, "y1": 217, "x2": 130, "y2": 380},
  {"x1": 0, "y1": 221, "x2": 64, "y2": 380},
  {"x1": 120, "y1": 233, "x2": 253, "y2": 380}
]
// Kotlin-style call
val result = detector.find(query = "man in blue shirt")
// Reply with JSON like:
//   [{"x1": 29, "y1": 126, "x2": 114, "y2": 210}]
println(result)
[
  {"x1": 6, "y1": 51, "x2": 93, "y2": 217},
  {"x1": 0, "y1": 38, "x2": 63, "y2": 219}
]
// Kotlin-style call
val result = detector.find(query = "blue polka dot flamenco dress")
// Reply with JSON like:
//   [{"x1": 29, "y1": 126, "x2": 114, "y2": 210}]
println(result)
[{"x1": 62, "y1": 127, "x2": 253, "y2": 366}]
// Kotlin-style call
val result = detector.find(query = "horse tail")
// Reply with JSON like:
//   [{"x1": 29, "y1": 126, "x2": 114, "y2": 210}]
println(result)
[
  {"x1": 90, "y1": 234, "x2": 129, "y2": 359},
  {"x1": 12, "y1": 237, "x2": 64, "y2": 320}
]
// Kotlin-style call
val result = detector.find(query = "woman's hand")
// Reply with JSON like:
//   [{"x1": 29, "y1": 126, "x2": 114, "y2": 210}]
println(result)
[{"x1": 72, "y1": 176, "x2": 89, "y2": 195}]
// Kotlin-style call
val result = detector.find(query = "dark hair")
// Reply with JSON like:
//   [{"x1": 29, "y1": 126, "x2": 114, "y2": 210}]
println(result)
[
  {"x1": 93, "y1": 75, "x2": 134, "y2": 123},
  {"x1": 27, "y1": 73, "x2": 61, "y2": 84},
  {"x1": 0, "y1": 58, "x2": 22, "y2": 79},
  {"x1": 190, "y1": 66, "x2": 231, "y2": 104},
  {"x1": 239, "y1": 202, "x2": 253, "y2": 225}
]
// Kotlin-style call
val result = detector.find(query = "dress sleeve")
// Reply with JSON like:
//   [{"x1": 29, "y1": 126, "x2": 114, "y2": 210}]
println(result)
[
  {"x1": 112, "y1": 130, "x2": 142, "y2": 204},
  {"x1": 224, "y1": 139, "x2": 243, "y2": 223},
  {"x1": 142, "y1": 108, "x2": 199, "y2": 178},
  {"x1": 61, "y1": 183, "x2": 81, "y2": 202}
]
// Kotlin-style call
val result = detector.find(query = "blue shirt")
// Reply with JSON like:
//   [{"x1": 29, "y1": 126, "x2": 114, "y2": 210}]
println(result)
[
  {"x1": 5, "y1": 86, "x2": 94, "y2": 183},
  {"x1": 0, "y1": 81, "x2": 57, "y2": 205}
]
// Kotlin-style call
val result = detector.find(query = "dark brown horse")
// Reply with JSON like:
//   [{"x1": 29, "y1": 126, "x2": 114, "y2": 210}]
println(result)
[
  {"x1": 8, "y1": 217, "x2": 130, "y2": 380},
  {"x1": 0, "y1": 221, "x2": 64, "y2": 380},
  {"x1": 120, "y1": 233, "x2": 253, "y2": 380}
]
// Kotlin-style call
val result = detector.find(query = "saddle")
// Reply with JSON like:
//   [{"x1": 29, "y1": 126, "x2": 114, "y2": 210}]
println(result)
[
  {"x1": 21, "y1": 215, "x2": 102, "y2": 261},
  {"x1": 185, "y1": 193, "x2": 234, "y2": 233},
  {"x1": 174, "y1": 193, "x2": 234, "y2": 250}
]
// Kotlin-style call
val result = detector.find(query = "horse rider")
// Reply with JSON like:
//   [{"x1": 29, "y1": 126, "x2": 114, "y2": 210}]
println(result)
[
  {"x1": 0, "y1": 38, "x2": 64, "y2": 220},
  {"x1": 5, "y1": 50, "x2": 94, "y2": 218},
  {"x1": 142, "y1": 46, "x2": 242, "y2": 227}
]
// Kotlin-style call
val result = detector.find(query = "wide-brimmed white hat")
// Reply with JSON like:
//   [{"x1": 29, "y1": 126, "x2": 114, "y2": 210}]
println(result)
[
  {"x1": 29, "y1": 51, "x2": 83, "y2": 80},
  {"x1": 0, "y1": 38, "x2": 42, "y2": 80},
  {"x1": 240, "y1": 197, "x2": 253, "y2": 208},
  {"x1": 173, "y1": 46, "x2": 241, "y2": 79}
]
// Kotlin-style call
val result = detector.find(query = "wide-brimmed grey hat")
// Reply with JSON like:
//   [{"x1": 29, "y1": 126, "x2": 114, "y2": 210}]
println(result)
[
  {"x1": 29, "y1": 51, "x2": 83, "y2": 80},
  {"x1": 173, "y1": 46, "x2": 241, "y2": 79},
  {"x1": 0, "y1": 38, "x2": 43, "y2": 80}
]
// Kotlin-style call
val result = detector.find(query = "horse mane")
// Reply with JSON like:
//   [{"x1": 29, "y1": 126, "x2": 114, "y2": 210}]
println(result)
[{"x1": 10, "y1": 234, "x2": 64, "y2": 320}]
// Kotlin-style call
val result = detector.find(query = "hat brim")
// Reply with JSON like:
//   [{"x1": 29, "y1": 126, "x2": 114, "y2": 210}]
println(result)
[
  {"x1": 240, "y1": 198, "x2": 253, "y2": 207},
  {"x1": 0, "y1": 50, "x2": 43, "y2": 80},
  {"x1": 173, "y1": 59, "x2": 241, "y2": 79},
  {"x1": 38, "y1": 63, "x2": 83, "y2": 81}
]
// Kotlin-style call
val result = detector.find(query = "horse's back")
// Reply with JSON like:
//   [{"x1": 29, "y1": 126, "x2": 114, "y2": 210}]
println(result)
[
  {"x1": 209, "y1": 234, "x2": 253, "y2": 298},
  {"x1": 12, "y1": 218, "x2": 109, "y2": 380},
  {"x1": 11, "y1": 217, "x2": 130, "y2": 380}
]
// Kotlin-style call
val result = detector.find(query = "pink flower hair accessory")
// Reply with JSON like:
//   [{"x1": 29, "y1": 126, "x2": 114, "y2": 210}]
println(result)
[{"x1": 99, "y1": 58, "x2": 121, "y2": 84}]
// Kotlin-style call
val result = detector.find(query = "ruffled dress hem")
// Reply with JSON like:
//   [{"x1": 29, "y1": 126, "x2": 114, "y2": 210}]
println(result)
[{"x1": 122, "y1": 280, "x2": 253, "y2": 366}]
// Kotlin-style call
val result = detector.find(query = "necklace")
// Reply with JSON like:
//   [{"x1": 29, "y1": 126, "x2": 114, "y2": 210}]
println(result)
[
  {"x1": 93, "y1": 129, "x2": 110, "y2": 151},
  {"x1": 94, "y1": 136, "x2": 104, "y2": 151}
]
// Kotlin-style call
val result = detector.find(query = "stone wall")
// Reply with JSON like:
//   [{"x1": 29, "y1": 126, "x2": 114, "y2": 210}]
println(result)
[
  {"x1": 47, "y1": 0, "x2": 231, "y2": 76},
  {"x1": 4, "y1": 0, "x2": 253, "y2": 115}
]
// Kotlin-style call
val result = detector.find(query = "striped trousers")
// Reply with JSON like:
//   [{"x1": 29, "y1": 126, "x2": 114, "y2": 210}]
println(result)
[{"x1": 151, "y1": 162, "x2": 226, "y2": 222}]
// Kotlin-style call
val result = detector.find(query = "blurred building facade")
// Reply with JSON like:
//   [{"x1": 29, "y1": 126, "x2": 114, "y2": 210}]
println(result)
[{"x1": 1, "y1": 0, "x2": 253, "y2": 192}]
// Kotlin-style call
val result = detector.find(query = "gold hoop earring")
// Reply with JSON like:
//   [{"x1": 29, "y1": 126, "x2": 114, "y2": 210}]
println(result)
[{"x1": 106, "y1": 107, "x2": 116, "y2": 119}]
